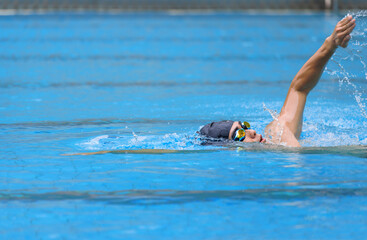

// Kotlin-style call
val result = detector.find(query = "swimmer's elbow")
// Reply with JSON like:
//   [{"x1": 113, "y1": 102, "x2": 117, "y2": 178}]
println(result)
[{"x1": 290, "y1": 77, "x2": 312, "y2": 95}]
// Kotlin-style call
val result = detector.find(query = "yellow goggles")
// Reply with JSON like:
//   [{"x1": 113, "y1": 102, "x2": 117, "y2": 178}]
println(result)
[
  {"x1": 242, "y1": 121, "x2": 250, "y2": 129},
  {"x1": 233, "y1": 121, "x2": 250, "y2": 141},
  {"x1": 233, "y1": 128, "x2": 246, "y2": 141}
]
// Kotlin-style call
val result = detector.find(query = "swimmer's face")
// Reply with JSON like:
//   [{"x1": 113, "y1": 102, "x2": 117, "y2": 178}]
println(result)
[{"x1": 243, "y1": 129, "x2": 266, "y2": 143}]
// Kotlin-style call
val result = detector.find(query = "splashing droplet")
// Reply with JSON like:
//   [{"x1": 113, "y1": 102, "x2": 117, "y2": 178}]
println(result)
[{"x1": 328, "y1": 11, "x2": 367, "y2": 118}]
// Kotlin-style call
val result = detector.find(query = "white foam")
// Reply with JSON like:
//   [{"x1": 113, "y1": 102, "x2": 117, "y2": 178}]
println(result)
[
  {"x1": 301, "y1": 132, "x2": 361, "y2": 147},
  {"x1": 78, "y1": 135, "x2": 109, "y2": 150},
  {"x1": 77, "y1": 130, "x2": 210, "y2": 151}
]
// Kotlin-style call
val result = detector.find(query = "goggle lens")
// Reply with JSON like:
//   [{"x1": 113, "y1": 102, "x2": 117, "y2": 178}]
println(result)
[
  {"x1": 234, "y1": 128, "x2": 246, "y2": 141},
  {"x1": 242, "y1": 121, "x2": 250, "y2": 129}
]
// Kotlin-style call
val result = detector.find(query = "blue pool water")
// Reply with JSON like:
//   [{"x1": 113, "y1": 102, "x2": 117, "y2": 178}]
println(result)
[{"x1": 1, "y1": 11, "x2": 367, "y2": 239}]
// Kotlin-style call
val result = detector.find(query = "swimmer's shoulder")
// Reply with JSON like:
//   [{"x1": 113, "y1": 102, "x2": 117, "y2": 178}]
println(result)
[{"x1": 265, "y1": 120, "x2": 301, "y2": 147}]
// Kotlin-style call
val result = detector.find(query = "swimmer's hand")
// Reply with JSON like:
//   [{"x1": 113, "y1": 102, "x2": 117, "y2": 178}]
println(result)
[{"x1": 328, "y1": 15, "x2": 356, "y2": 49}]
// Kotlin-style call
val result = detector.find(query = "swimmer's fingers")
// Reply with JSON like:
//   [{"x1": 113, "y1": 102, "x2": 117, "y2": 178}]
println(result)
[
  {"x1": 340, "y1": 34, "x2": 351, "y2": 48},
  {"x1": 331, "y1": 16, "x2": 356, "y2": 47},
  {"x1": 339, "y1": 21, "x2": 356, "y2": 38},
  {"x1": 339, "y1": 15, "x2": 353, "y2": 24},
  {"x1": 337, "y1": 15, "x2": 353, "y2": 29},
  {"x1": 338, "y1": 22, "x2": 355, "y2": 47},
  {"x1": 339, "y1": 15, "x2": 353, "y2": 25},
  {"x1": 337, "y1": 18, "x2": 356, "y2": 35}
]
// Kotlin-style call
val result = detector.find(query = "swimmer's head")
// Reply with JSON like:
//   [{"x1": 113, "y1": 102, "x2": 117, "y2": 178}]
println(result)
[
  {"x1": 199, "y1": 120, "x2": 266, "y2": 143},
  {"x1": 232, "y1": 122, "x2": 266, "y2": 143}
]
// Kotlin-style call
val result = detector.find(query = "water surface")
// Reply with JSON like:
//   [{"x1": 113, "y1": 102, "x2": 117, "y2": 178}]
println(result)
[{"x1": 1, "y1": 12, "x2": 367, "y2": 239}]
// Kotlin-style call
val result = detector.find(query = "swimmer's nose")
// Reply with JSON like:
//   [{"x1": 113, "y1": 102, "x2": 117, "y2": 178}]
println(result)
[{"x1": 246, "y1": 129, "x2": 256, "y2": 139}]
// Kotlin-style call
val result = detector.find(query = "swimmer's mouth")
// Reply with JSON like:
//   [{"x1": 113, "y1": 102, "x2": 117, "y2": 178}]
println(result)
[{"x1": 260, "y1": 135, "x2": 266, "y2": 143}]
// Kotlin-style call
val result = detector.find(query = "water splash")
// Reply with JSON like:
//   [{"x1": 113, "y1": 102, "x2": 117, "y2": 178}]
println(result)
[
  {"x1": 262, "y1": 102, "x2": 285, "y2": 145},
  {"x1": 78, "y1": 130, "x2": 211, "y2": 151},
  {"x1": 327, "y1": 11, "x2": 367, "y2": 118},
  {"x1": 263, "y1": 102, "x2": 279, "y2": 121}
]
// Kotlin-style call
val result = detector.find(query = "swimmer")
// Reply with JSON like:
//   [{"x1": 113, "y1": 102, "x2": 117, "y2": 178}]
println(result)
[{"x1": 199, "y1": 15, "x2": 356, "y2": 147}]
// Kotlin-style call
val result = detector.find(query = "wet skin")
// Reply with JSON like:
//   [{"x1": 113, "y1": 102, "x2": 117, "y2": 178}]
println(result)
[
  {"x1": 231, "y1": 15, "x2": 356, "y2": 147},
  {"x1": 244, "y1": 129, "x2": 266, "y2": 143},
  {"x1": 264, "y1": 15, "x2": 356, "y2": 147}
]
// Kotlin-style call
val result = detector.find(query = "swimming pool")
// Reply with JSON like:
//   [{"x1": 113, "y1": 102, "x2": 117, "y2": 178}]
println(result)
[{"x1": 1, "y1": 11, "x2": 367, "y2": 239}]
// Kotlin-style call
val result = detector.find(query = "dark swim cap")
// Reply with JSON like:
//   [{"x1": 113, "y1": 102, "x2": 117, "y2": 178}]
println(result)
[
  {"x1": 199, "y1": 120, "x2": 250, "y2": 140},
  {"x1": 199, "y1": 120, "x2": 235, "y2": 139}
]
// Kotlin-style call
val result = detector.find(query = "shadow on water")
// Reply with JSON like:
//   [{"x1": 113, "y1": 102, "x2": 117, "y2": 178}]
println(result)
[
  {"x1": 1, "y1": 187, "x2": 367, "y2": 206},
  {"x1": 234, "y1": 144, "x2": 367, "y2": 159},
  {"x1": 63, "y1": 144, "x2": 367, "y2": 159},
  {"x1": 62, "y1": 149, "x2": 220, "y2": 155}
]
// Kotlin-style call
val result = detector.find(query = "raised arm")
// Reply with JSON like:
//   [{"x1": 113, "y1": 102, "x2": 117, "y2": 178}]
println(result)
[
  {"x1": 290, "y1": 16, "x2": 355, "y2": 94},
  {"x1": 265, "y1": 16, "x2": 356, "y2": 147}
]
